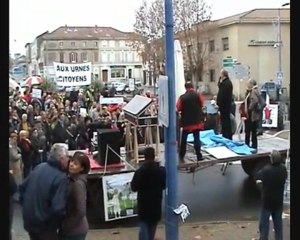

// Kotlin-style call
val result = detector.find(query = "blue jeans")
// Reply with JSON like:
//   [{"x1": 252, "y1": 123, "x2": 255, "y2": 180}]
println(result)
[
  {"x1": 61, "y1": 233, "x2": 87, "y2": 240},
  {"x1": 259, "y1": 208, "x2": 283, "y2": 240},
  {"x1": 139, "y1": 221, "x2": 157, "y2": 240}
]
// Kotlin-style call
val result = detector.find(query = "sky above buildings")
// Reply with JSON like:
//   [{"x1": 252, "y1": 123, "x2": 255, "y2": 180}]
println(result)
[{"x1": 9, "y1": 0, "x2": 290, "y2": 55}]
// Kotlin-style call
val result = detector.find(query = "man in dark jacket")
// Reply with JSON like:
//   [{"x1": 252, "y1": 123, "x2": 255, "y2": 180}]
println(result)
[
  {"x1": 52, "y1": 112, "x2": 68, "y2": 144},
  {"x1": 19, "y1": 143, "x2": 70, "y2": 240},
  {"x1": 176, "y1": 82, "x2": 204, "y2": 162},
  {"x1": 255, "y1": 150, "x2": 287, "y2": 240},
  {"x1": 217, "y1": 69, "x2": 233, "y2": 140},
  {"x1": 131, "y1": 147, "x2": 166, "y2": 240}
]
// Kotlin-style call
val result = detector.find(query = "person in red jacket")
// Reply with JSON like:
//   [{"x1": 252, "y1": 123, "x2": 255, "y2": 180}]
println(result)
[
  {"x1": 23, "y1": 89, "x2": 32, "y2": 104},
  {"x1": 176, "y1": 82, "x2": 205, "y2": 163}
]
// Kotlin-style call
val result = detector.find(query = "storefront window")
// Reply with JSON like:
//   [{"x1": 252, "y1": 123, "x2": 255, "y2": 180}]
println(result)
[{"x1": 111, "y1": 68, "x2": 125, "y2": 78}]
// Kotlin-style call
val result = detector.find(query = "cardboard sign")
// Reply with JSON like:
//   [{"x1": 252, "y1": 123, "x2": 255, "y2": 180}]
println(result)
[
  {"x1": 31, "y1": 88, "x2": 42, "y2": 99},
  {"x1": 54, "y1": 62, "x2": 92, "y2": 86}
]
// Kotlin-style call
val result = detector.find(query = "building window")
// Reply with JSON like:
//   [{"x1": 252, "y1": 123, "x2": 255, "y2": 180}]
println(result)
[
  {"x1": 119, "y1": 41, "x2": 125, "y2": 47},
  {"x1": 115, "y1": 51, "x2": 120, "y2": 62},
  {"x1": 69, "y1": 52, "x2": 78, "y2": 63},
  {"x1": 120, "y1": 52, "x2": 125, "y2": 62},
  {"x1": 71, "y1": 42, "x2": 76, "y2": 47},
  {"x1": 222, "y1": 37, "x2": 229, "y2": 51},
  {"x1": 127, "y1": 51, "x2": 133, "y2": 62},
  {"x1": 209, "y1": 69, "x2": 215, "y2": 82},
  {"x1": 102, "y1": 40, "x2": 108, "y2": 47},
  {"x1": 83, "y1": 42, "x2": 87, "y2": 47},
  {"x1": 48, "y1": 53, "x2": 56, "y2": 63},
  {"x1": 59, "y1": 52, "x2": 64, "y2": 63},
  {"x1": 111, "y1": 68, "x2": 125, "y2": 78},
  {"x1": 124, "y1": 51, "x2": 128, "y2": 62},
  {"x1": 209, "y1": 40, "x2": 215, "y2": 53},
  {"x1": 94, "y1": 52, "x2": 99, "y2": 62},
  {"x1": 81, "y1": 52, "x2": 88, "y2": 62},
  {"x1": 110, "y1": 52, "x2": 115, "y2": 62},
  {"x1": 102, "y1": 52, "x2": 108, "y2": 62},
  {"x1": 59, "y1": 42, "x2": 63, "y2": 47},
  {"x1": 109, "y1": 40, "x2": 115, "y2": 47}
]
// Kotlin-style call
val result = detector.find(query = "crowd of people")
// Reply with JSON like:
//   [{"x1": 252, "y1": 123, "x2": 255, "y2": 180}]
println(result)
[
  {"x1": 8, "y1": 84, "x2": 160, "y2": 240},
  {"x1": 8, "y1": 71, "x2": 287, "y2": 240},
  {"x1": 9, "y1": 87, "x2": 125, "y2": 181}
]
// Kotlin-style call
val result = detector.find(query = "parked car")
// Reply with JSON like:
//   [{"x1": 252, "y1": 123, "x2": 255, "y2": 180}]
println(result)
[{"x1": 116, "y1": 83, "x2": 127, "y2": 94}]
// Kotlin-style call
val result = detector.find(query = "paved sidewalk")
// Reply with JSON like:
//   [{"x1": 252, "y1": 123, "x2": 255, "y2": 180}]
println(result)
[
  {"x1": 13, "y1": 203, "x2": 290, "y2": 240},
  {"x1": 14, "y1": 219, "x2": 290, "y2": 240},
  {"x1": 85, "y1": 219, "x2": 290, "y2": 240}
]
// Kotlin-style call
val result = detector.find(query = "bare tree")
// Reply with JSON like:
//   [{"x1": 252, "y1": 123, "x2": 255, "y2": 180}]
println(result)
[
  {"x1": 132, "y1": 0, "x2": 215, "y2": 87},
  {"x1": 131, "y1": 0, "x2": 166, "y2": 85},
  {"x1": 175, "y1": 0, "x2": 215, "y2": 87}
]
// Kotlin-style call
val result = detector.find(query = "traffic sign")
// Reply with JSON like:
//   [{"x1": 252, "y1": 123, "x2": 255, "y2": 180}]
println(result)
[
  {"x1": 223, "y1": 67, "x2": 236, "y2": 80},
  {"x1": 223, "y1": 58, "x2": 234, "y2": 67},
  {"x1": 276, "y1": 71, "x2": 284, "y2": 79},
  {"x1": 234, "y1": 65, "x2": 250, "y2": 80}
]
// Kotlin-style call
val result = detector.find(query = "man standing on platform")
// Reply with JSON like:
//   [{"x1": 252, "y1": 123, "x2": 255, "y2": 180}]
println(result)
[
  {"x1": 217, "y1": 69, "x2": 233, "y2": 140},
  {"x1": 176, "y1": 81, "x2": 205, "y2": 163}
]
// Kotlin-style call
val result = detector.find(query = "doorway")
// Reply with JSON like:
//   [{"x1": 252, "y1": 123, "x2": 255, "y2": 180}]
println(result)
[{"x1": 102, "y1": 70, "x2": 108, "y2": 82}]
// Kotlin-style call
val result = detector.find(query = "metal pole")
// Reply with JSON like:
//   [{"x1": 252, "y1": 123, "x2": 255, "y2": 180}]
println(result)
[
  {"x1": 277, "y1": 2, "x2": 290, "y2": 87},
  {"x1": 277, "y1": 8, "x2": 282, "y2": 87},
  {"x1": 164, "y1": 0, "x2": 178, "y2": 239}
]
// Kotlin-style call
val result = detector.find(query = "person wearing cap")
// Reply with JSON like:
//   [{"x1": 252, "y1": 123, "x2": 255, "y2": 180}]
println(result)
[{"x1": 255, "y1": 150, "x2": 287, "y2": 240}]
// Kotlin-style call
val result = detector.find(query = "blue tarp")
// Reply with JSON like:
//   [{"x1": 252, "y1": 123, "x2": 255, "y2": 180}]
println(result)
[{"x1": 187, "y1": 130, "x2": 256, "y2": 155}]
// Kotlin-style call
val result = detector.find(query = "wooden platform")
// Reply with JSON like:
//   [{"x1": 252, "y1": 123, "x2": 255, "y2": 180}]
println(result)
[{"x1": 179, "y1": 132, "x2": 290, "y2": 171}]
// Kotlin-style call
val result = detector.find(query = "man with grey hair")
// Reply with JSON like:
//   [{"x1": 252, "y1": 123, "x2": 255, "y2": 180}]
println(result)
[
  {"x1": 19, "y1": 143, "x2": 70, "y2": 240},
  {"x1": 244, "y1": 78, "x2": 265, "y2": 150},
  {"x1": 217, "y1": 69, "x2": 233, "y2": 140}
]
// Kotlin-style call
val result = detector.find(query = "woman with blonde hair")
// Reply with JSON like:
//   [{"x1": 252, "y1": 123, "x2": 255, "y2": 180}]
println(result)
[{"x1": 18, "y1": 113, "x2": 31, "y2": 132}]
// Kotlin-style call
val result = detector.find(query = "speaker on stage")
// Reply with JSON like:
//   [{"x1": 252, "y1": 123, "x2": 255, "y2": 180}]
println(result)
[{"x1": 97, "y1": 129, "x2": 122, "y2": 165}]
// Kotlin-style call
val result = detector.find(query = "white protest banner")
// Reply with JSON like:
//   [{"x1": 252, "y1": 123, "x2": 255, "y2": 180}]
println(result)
[
  {"x1": 100, "y1": 97, "x2": 124, "y2": 105},
  {"x1": 54, "y1": 62, "x2": 92, "y2": 87},
  {"x1": 31, "y1": 88, "x2": 42, "y2": 99}
]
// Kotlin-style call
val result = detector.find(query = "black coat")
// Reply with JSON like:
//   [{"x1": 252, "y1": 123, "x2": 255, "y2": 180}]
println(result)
[
  {"x1": 52, "y1": 121, "x2": 68, "y2": 144},
  {"x1": 217, "y1": 77, "x2": 233, "y2": 114},
  {"x1": 131, "y1": 161, "x2": 166, "y2": 224},
  {"x1": 255, "y1": 163, "x2": 287, "y2": 211}
]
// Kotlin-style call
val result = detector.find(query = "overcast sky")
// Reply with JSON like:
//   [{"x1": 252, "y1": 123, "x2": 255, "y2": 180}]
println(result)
[{"x1": 9, "y1": 0, "x2": 290, "y2": 55}]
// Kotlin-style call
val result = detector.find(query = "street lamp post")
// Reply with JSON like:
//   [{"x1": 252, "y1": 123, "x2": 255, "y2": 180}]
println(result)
[{"x1": 276, "y1": 2, "x2": 290, "y2": 87}]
